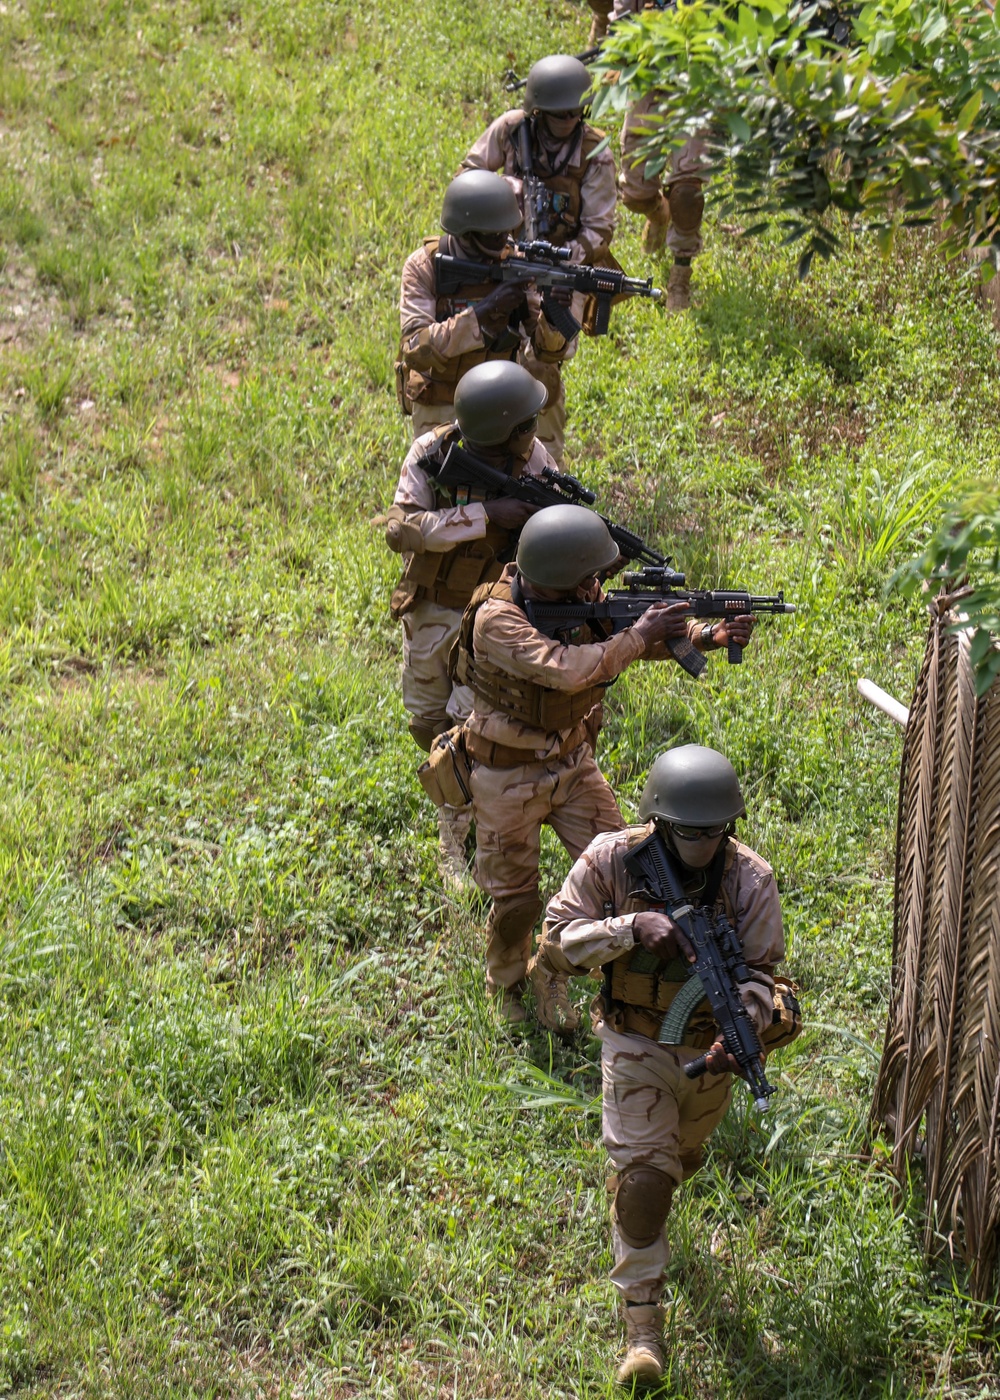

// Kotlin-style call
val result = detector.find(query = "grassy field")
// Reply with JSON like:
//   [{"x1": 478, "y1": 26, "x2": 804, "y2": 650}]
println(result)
[{"x1": 2, "y1": 0, "x2": 1000, "y2": 1395}]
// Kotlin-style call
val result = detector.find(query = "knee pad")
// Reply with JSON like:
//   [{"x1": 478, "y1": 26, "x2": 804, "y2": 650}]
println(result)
[
  {"x1": 667, "y1": 179, "x2": 704, "y2": 235},
  {"x1": 613, "y1": 1164, "x2": 675, "y2": 1249},
  {"x1": 489, "y1": 896, "x2": 543, "y2": 949}
]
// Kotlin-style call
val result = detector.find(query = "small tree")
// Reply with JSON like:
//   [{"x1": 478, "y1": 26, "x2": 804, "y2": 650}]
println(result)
[{"x1": 590, "y1": 0, "x2": 1000, "y2": 277}]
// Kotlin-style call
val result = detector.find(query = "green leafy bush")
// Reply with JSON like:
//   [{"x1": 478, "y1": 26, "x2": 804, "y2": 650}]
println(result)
[{"x1": 592, "y1": 0, "x2": 1000, "y2": 275}]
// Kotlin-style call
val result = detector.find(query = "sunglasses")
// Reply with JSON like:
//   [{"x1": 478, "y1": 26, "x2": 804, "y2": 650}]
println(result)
[
  {"x1": 513, "y1": 414, "x2": 538, "y2": 435},
  {"x1": 669, "y1": 822, "x2": 728, "y2": 840}
]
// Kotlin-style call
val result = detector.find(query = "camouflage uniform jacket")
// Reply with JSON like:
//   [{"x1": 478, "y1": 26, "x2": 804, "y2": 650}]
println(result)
[
  {"x1": 459, "y1": 111, "x2": 617, "y2": 264},
  {"x1": 386, "y1": 430, "x2": 555, "y2": 617},
  {"x1": 543, "y1": 824, "x2": 784, "y2": 1036},
  {"x1": 398, "y1": 236, "x2": 570, "y2": 404},
  {"x1": 464, "y1": 564, "x2": 703, "y2": 761},
  {"x1": 389, "y1": 428, "x2": 555, "y2": 552}
]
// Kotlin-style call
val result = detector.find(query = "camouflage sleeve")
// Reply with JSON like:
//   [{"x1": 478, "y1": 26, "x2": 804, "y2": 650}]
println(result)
[
  {"x1": 612, "y1": 0, "x2": 642, "y2": 17},
  {"x1": 399, "y1": 247, "x2": 485, "y2": 369},
  {"x1": 475, "y1": 601, "x2": 647, "y2": 690},
  {"x1": 391, "y1": 440, "x2": 488, "y2": 549},
  {"x1": 458, "y1": 114, "x2": 519, "y2": 182},
  {"x1": 572, "y1": 148, "x2": 618, "y2": 262},
  {"x1": 542, "y1": 832, "x2": 638, "y2": 972}
]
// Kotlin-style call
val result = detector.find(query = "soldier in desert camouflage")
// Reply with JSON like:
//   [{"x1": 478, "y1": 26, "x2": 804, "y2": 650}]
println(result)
[
  {"x1": 384, "y1": 360, "x2": 549, "y2": 885},
  {"x1": 612, "y1": 0, "x2": 707, "y2": 310},
  {"x1": 458, "y1": 55, "x2": 617, "y2": 460},
  {"x1": 532, "y1": 745, "x2": 792, "y2": 1384},
  {"x1": 396, "y1": 170, "x2": 576, "y2": 457},
  {"x1": 586, "y1": 0, "x2": 614, "y2": 43},
  {"x1": 452, "y1": 506, "x2": 756, "y2": 1026}
]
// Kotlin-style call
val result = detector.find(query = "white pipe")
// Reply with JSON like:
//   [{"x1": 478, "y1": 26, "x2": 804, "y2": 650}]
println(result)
[{"x1": 858, "y1": 678, "x2": 910, "y2": 728}]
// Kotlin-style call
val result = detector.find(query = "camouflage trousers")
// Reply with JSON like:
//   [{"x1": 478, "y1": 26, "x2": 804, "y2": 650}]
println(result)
[
  {"x1": 600, "y1": 1024, "x2": 732, "y2": 1304},
  {"x1": 470, "y1": 744, "x2": 623, "y2": 990},
  {"x1": 400, "y1": 599, "x2": 472, "y2": 747},
  {"x1": 620, "y1": 92, "x2": 707, "y2": 261}
]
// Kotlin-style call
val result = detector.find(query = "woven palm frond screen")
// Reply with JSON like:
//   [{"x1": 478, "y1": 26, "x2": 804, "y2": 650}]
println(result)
[{"x1": 872, "y1": 594, "x2": 1000, "y2": 1300}]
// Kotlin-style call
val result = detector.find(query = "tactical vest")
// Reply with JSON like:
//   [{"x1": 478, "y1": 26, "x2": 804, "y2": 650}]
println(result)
[
  {"x1": 602, "y1": 834, "x2": 735, "y2": 1045},
  {"x1": 397, "y1": 237, "x2": 523, "y2": 409},
  {"x1": 389, "y1": 429, "x2": 525, "y2": 618},
  {"x1": 512, "y1": 122, "x2": 607, "y2": 247},
  {"x1": 598, "y1": 829, "x2": 804, "y2": 1051},
  {"x1": 452, "y1": 574, "x2": 607, "y2": 730}
]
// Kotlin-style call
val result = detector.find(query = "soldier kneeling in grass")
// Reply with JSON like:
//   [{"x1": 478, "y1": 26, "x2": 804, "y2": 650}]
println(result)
[{"x1": 530, "y1": 745, "x2": 802, "y2": 1384}]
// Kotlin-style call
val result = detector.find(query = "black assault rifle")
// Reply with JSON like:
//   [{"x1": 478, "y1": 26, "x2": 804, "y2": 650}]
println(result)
[
  {"x1": 515, "y1": 120, "x2": 556, "y2": 243},
  {"x1": 623, "y1": 829, "x2": 776, "y2": 1112},
  {"x1": 521, "y1": 564, "x2": 795, "y2": 676},
  {"x1": 436, "y1": 239, "x2": 662, "y2": 338},
  {"x1": 431, "y1": 440, "x2": 668, "y2": 568}
]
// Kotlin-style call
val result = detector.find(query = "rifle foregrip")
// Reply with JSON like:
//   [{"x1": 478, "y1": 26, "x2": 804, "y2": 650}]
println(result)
[
  {"x1": 727, "y1": 640, "x2": 742, "y2": 664},
  {"x1": 684, "y1": 1054, "x2": 709, "y2": 1080}
]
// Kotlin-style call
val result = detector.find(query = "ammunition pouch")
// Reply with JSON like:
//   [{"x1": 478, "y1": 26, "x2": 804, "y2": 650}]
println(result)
[
  {"x1": 759, "y1": 977, "x2": 803, "y2": 1051},
  {"x1": 462, "y1": 662, "x2": 605, "y2": 730},
  {"x1": 417, "y1": 725, "x2": 474, "y2": 809},
  {"x1": 391, "y1": 530, "x2": 512, "y2": 619}
]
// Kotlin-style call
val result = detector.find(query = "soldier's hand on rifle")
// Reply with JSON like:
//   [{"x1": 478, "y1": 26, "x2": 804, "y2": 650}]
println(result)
[
  {"x1": 633, "y1": 910, "x2": 695, "y2": 963},
  {"x1": 483, "y1": 497, "x2": 539, "y2": 528},
  {"x1": 704, "y1": 1035, "x2": 759, "y2": 1077},
  {"x1": 474, "y1": 284, "x2": 525, "y2": 337},
  {"x1": 709, "y1": 612, "x2": 756, "y2": 649},
  {"x1": 631, "y1": 600, "x2": 691, "y2": 652},
  {"x1": 545, "y1": 285, "x2": 575, "y2": 309}
]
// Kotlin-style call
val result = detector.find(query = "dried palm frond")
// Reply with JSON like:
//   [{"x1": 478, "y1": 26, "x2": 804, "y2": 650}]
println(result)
[{"x1": 872, "y1": 591, "x2": 1000, "y2": 1300}]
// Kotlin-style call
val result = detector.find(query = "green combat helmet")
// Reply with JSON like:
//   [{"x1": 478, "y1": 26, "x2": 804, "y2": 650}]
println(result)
[
  {"x1": 638, "y1": 745, "x2": 747, "y2": 828},
  {"x1": 516, "y1": 503, "x2": 619, "y2": 591},
  {"x1": 523, "y1": 55, "x2": 592, "y2": 114},
  {"x1": 454, "y1": 362, "x2": 547, "y2": 447},
  {"x1": 441, "y1": 170, "x2": 522, "y2": 236}
]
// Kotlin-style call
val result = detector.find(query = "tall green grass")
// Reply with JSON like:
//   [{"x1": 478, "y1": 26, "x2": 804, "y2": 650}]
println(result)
[{"x1": 1, "y1": 0, "x2": 999, "y2": 1394}]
